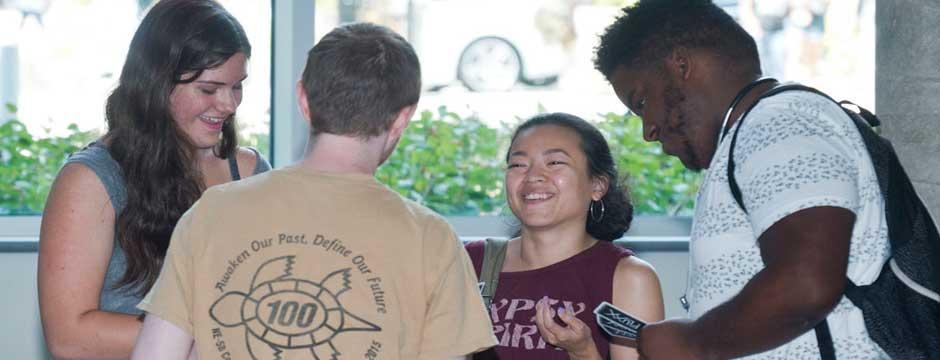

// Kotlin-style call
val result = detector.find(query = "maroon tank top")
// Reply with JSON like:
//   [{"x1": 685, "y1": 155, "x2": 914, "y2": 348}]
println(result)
[{"x1": 465, "y1": 240, "x2": 634, "y2": 360}]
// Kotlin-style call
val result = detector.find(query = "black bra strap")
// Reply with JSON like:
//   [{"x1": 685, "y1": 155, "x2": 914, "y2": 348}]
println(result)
[{"x1": 228, "y1": 154, "x2": 241, "y2": 181}]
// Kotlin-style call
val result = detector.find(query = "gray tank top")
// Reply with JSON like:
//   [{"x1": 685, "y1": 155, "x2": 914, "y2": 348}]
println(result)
[{"x1": 65, "y1": 142, "x2": 271, "y2": 315}]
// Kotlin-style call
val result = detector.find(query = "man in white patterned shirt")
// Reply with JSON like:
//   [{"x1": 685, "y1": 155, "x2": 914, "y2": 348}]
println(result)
[{"x1": 593, "y1": 0, "x2": 889, "y2": 358}]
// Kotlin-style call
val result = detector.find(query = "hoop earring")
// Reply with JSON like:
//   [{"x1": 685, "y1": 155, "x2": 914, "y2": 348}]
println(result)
[{"x1": 590, "y1": 199, "x2": 605, "y2": 223}]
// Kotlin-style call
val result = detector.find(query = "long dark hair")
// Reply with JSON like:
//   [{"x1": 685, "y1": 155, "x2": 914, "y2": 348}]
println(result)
[
  {"x1": 507, "y1": 113, "x2": 634, "y2": 241},
  {"x1": 104, "y1": 0, "x2": 250, "y2": 295}
]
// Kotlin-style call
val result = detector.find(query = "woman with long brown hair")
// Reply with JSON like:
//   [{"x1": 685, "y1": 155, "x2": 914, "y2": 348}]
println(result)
[{"x1": 37, "y1": 1, "x2": 268, "y2": 358}]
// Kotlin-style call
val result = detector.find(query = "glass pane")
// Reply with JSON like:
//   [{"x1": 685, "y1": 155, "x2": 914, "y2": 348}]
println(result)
[
  {"x1": 0, "y1": 0, "x2": 271, "y2": 215},
  {"x1": 314, "y1": 0, "x2": 873, "y2": 217},
  {"x1": 735, "y1": 0, "x2": 875, "y2": 109},
  {"x1": 219, "y1": 0, "x2": 272, "y2": 161}
]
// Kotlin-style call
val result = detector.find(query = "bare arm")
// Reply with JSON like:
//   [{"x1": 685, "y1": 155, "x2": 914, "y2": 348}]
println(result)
[
  {"x1": 609, "y1": 257, "x2": 664, "y2": 360},
  {"x1": 691, "y1": 207, "x2": 852, "y2": 358},
  {"x1": 131, "y1": 315, "x2": 194, "y2": 360},
  {"x1": 38, "y1": 163, "x2": 142, "y2": 359},
  {"x1": 639, "y1": 206, "x2": 853, "y2": 359},
  {"x1": 532, "y1": 256, "x2": 664, "y2": 360}
]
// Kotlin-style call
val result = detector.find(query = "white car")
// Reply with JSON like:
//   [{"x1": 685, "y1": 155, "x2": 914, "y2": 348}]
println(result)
[{"x1": 410, "y1": 0, "x2": 568, "y2": 92}]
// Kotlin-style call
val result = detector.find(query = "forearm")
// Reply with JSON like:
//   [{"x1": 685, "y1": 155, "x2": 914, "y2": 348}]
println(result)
[
  {"x1": 132, "y1": 314, "x2": 194, "y2": 360},
  {"x1": 567, "y1": 339, "x2": 603, "y2": 360},
  {"x1": 689, "y1": 267, "x2": 838, "y2": 359},
  {"x1": 569, "y1": 350, "x2": 604, "y2": 360},
  {"x1": 46, "y1": 310, "x2": 141, "y2": 360}
]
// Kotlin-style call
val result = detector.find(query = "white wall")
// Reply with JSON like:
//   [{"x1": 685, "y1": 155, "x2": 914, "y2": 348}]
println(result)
[{"x1": 0, "y1": 252, "x2": 49, "y2": 359}]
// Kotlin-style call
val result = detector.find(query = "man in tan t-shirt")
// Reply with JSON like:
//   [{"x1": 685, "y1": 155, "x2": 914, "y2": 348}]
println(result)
[{"x1": 131, "y1": 23, "x2": 497, "y2": 360}]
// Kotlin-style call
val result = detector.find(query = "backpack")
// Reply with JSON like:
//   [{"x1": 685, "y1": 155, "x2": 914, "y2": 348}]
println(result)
[{"x1": 726, "y1": 84, "x2": 940, "y2": 359}]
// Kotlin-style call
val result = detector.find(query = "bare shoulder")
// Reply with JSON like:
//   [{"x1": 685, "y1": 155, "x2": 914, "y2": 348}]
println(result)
[
  {"x1": 42, "y1": 162, "x2": 114, "y2": 236},
  {"x1": 614, "y1": 256, "x2": 659, "y2": 285},
  {"x1": 235, "y1": 147, "x2": 259, "y2": 165},
  {"x1": 611, "y1": 255, "x2": 664, "y2": 322},
  {"x1": 234, "y1": 146, "x2": 260, "y2": 176},
  {"x1": 51, "y1": 162, "x2": 110, "y2": 202}
]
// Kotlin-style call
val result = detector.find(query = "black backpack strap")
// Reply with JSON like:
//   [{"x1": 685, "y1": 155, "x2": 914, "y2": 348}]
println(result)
[
  {"x1": 815, "y1": 320, "x2": 836, "y2": 360},
  {"x1": 727, "y1": 84, "x2": 883, "y2": 213},
  {"x1": 725, "y1": 84, "x2": 859, "y2": 360},
  {"x1": 480, "y1": 238, "x2": 508, "y2": 310}
]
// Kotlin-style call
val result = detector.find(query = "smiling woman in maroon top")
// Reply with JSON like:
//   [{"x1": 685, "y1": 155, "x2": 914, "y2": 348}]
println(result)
[{"x1": 466, "y1": 112, "x2": 664, "y2": 360}]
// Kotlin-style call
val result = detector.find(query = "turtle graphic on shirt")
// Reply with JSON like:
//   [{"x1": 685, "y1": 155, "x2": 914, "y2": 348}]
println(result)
[{"x1": 210, "y1": 255, "x2": 381, "y2": 360}]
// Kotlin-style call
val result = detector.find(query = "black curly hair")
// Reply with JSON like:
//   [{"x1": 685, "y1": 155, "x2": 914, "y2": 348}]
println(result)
[
  {"x1": 594, "y1": 0, "x2": 760, "y2": 79},
  {"x1": 507, "y1": 113, "x2": 633, "y2": 242}
]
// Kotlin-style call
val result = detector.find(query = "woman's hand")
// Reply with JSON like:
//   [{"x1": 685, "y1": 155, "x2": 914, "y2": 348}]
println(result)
[{"x1": 534, "y1": 299, "x2": 602, "y2": 360}]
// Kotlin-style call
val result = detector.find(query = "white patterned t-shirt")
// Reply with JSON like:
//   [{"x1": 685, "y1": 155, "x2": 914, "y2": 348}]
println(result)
[{"x1": 686, "y1": 89, "x2": 890, "y2": 359}]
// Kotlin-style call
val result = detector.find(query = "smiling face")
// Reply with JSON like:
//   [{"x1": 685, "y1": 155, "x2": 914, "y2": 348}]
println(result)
[
  {"x1": 169, "y1": 52, "x2": 248, "y2": 150},
  {"x1": 505, "y1": 124, "x2": 606, "y2": 231},
  {"x1": 609, "y1": 63, "x2": 721, "y2": 171}
]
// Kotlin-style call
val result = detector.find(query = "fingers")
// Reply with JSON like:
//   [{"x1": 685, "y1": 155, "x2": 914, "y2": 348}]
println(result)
[
  {"x1": 535, "y1": 300, "x2": 592, "y2": 349},
  {"x1": 557, "y1": 305, "x2": 584, "y2": 329},
  {"x1": 534, "y1": 300, "x2": 560, "y2": 344}
]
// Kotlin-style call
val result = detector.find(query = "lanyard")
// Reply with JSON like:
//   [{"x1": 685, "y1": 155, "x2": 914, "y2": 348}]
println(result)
[{"x1": 717, "y1": 77, "x2": 778, "y2": 145}]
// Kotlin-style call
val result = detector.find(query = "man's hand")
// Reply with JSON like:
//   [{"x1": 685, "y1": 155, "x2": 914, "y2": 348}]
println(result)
[{"x1": 637, "y1": 319, "x2": 705, "y2": 360}]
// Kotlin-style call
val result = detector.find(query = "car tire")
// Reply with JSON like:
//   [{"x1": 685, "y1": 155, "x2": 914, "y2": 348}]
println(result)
[
  {"x1": 520, "y1": 75, "x2": 559, "y2": 87},
  {"x1": 457, "y1": 37, "x2": 522, "y2": 92}
]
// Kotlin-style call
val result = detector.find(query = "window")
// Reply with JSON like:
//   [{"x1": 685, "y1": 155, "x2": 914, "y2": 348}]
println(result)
[
  {"x1": 735, "y1": 0, "x2": 875, "y2": 109},
  {"x1": 316, "y1": 0, "x2": 699, "y2": 219},
  {"x1": 312, "y1": 0, "x2": 875, "y2": 222},
  {"x1": 0, "y1": 0, "x2": 875, "y2": 241}
]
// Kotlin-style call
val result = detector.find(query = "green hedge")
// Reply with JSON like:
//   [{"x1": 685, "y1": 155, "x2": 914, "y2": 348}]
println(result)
[
  {"x1": 377, "y1": 108, "x2": 509, "y2": 215},
  {"x1": 0, "y1": 104, "x2": 97, "y2": 215},
  {"x1": 1, "y1": 104, "x2": 699, "y2": 216},
  {"x1": 377, "y1": 107, "x2": 700, "y2": 216},
  {"x1": 594, "y1": 112, "x2": 701, "y2": 215}
]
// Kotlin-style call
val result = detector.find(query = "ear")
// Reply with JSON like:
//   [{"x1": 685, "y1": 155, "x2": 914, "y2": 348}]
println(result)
[
  {"x1": 388, "y1": 104, "x2": 417, "y2": 142},
  {"x1": 591, "y1": 175, "x2": 610, "y2": 201},
  {"x1": 296, "y1": 81, "x2": 311, "y2": 122},
  {"x1": 666, "y1": 46, "x2": 693, "y2": 81}
]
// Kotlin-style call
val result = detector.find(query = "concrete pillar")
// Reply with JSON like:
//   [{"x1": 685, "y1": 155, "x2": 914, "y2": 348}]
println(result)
[{"x1": 877, "y1": 0, "x2": 940, "y2": 218}]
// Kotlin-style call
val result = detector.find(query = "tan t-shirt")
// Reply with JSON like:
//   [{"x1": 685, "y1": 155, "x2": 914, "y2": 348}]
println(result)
[{"x1": 139, "y1": 166, "x2": 497, "y2": 359}]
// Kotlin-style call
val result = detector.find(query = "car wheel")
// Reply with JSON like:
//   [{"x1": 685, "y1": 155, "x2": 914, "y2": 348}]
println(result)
[
  {"x1": 457, "y1": 37, "x2": 522, "y2": 92},
  {"x1": 520, "y1": 75, "x2": 559, "y2": 87}
]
